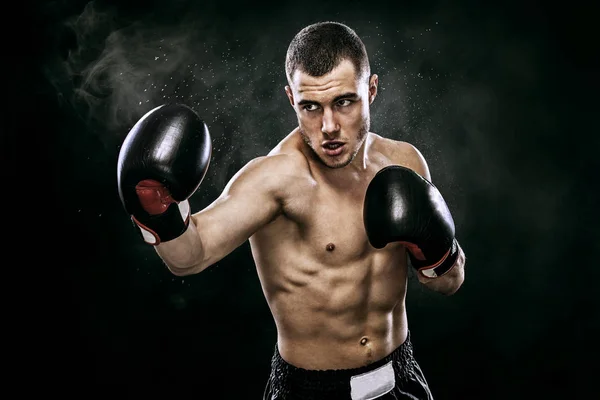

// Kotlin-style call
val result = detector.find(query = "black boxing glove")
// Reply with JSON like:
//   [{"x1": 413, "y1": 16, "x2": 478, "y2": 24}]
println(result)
[
  {"x1": 117, "y1": 104, "x2": 211, "y2": 245},
  {"x1": 363, "y1": 165, "x2": 458, "y2": 278}
]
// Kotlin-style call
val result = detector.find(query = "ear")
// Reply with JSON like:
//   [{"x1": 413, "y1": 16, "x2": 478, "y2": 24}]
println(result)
[
  {"x1": 368, "y1": 74, "x2": 378, "y2": 104},
  {"x1": 285, "y1": 85, "x2": 295, "y2": 106}
]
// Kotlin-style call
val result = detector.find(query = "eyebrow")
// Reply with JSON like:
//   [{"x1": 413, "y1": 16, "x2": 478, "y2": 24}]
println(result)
[{"x1": 297, "y1": 92, "x2": 359, "y2": 106}]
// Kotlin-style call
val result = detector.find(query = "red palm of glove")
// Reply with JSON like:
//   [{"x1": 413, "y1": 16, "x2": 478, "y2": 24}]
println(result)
[{"x1": 135, "y1": 179, "x2": 177, "y2": 215}]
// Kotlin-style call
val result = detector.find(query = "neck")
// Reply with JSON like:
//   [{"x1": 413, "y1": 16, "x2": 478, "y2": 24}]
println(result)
[{"x1": 307, "y1": 133, "x2": 372, "y2": 187}]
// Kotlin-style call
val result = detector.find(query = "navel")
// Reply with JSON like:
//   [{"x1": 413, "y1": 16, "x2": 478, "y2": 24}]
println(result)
[
  {"x1": 326, "y1": 243, "x2": 336, "y2": 252},
  {"x1": 361, "y1": 337, "x2": 373, "y2": 360}
]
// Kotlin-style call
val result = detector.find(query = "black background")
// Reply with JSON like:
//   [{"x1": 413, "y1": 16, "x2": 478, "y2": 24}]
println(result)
[{"x1": 10, "y1": 0, "x2": 597, "y2": 398}]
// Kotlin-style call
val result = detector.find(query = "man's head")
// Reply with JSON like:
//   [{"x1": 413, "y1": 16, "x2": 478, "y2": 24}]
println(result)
[{"x1": 285, "y1": 22, "x2": 378, "y2": 169}]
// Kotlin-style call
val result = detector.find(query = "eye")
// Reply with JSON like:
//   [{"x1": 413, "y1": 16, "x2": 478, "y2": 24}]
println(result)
[
  {"x1": 337, "y1": 99, "x2": 352, "y2": 107},
  {"x1": 302, "y1": 104, "x2": 319, "y2": 111}
]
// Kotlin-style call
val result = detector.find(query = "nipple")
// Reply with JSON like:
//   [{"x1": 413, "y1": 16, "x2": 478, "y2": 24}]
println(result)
[{"x1": 326, "y1": 243, "x2": 335, "y2": 252}]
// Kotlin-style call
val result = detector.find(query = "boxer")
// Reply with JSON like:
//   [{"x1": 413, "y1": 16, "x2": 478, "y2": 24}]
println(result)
[{"x1": 118, "y1": 21, "x2": 466, "y2": 399}]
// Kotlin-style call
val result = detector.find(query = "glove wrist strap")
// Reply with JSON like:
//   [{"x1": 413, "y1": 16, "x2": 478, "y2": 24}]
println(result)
[
  {"x1": 418, "y1": 238, "x2": 459, "y2": 278},
  {"x1": 132, "y1": 200, "x2": 190, "y2": 245}
]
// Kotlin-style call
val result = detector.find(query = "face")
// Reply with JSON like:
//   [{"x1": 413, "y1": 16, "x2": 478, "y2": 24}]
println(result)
[{"x1": 285, "y1": 59, "x2": 378, "y2": 169}]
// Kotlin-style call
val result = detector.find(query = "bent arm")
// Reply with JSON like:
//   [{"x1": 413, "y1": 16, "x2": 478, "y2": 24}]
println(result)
[
  {"x1": 155, "y1": 155, "x2": 286, "y2": 276},
  {"x1": 396, "y1": 141, "x2": 466, "y2": 295}
]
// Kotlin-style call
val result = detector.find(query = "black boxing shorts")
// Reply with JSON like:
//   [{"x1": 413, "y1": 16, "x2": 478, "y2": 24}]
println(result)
[{"x1": 263, "y1": 332, "x2": 434, "y2": 400}]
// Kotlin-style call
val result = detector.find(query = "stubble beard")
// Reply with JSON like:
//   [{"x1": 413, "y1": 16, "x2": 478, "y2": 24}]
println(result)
[{"x1": 300, "y1": 118, "x2": 370, "y2": 169}]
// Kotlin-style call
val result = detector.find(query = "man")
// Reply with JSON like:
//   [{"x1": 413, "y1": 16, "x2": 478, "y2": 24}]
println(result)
[{"x1": 118, "y1": 21, "x2": 465, "y2": 399}]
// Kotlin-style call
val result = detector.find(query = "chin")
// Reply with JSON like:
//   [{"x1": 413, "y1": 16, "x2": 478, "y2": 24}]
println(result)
[{"x1": 320, "y1": 153, "x2": 355, "y2": 169}]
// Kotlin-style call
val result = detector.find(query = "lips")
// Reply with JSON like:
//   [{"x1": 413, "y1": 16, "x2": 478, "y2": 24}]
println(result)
[{"x1": 322, "y1": 141, "x2": 345, "y2": 156}]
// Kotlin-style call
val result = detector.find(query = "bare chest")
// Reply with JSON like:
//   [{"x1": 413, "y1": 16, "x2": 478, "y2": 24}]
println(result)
[{"x1": 285, "y1": 183, "x2": 374, "y2": 265}]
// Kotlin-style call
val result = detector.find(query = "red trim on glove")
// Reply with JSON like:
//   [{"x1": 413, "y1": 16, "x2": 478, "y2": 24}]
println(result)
[
  {"x1": 131, "y1": 215, "x2": 161, "y2": 245},
  {"x1": 398, "y1": 241, "x2": 425, "y2": 260}
]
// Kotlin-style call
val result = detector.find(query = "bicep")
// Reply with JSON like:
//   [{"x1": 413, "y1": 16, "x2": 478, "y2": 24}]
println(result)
[{"x1": 191, "y1": 157, "x2": 283, "y2": 268}]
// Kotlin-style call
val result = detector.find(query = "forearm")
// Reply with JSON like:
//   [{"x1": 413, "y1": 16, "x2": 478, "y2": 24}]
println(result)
[
  {"x1": 155, "y1": 220, "x2": 207, "y2": 276},
  {"x1": 417, "y1": 243, "x2": 466, "y2": 295}
]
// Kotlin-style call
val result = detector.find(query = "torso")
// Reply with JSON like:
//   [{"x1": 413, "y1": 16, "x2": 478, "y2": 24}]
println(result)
[{"x1": 249, "y1": 129, "x2": 415, "y2": 369}]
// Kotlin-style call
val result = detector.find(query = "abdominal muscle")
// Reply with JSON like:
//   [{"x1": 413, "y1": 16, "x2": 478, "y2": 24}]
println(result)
[{"x1": 251, "y1": 234, "x2": 410, "y2": 370}]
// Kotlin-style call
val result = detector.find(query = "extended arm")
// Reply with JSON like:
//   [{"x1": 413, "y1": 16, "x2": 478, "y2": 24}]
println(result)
[
  {"x1": 157, "y1": 156, "x2": 287, "y2": 276},
  {"x1": 117, "y1": 104, "x2": 290, "y2": 277}
]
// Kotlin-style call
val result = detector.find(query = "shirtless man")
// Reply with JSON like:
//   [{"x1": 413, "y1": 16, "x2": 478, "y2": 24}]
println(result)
[{"x1": 117, "y1": 22, "x2": 465, "y2": 400}]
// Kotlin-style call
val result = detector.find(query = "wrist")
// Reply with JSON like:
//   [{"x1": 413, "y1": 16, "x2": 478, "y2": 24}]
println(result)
[
  {"x1": 132, "y1": 200, "x2": 191, "y2": 245},
  {"x1": 416, "y1": 238, "x2": 459, "y2": 278}
]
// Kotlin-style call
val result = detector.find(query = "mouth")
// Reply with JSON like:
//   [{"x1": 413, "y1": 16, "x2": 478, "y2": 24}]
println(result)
[{"x1": 322, "y1": 141, "x2": 345, "y2": 156}]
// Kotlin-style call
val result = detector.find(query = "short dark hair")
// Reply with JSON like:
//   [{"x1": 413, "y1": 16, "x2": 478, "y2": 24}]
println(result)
[{"x1": 285, "y1": 22, "x2": 370, "y2": 82}]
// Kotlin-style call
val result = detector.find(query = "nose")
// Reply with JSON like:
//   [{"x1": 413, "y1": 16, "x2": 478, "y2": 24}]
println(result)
[{"x1": 321, "y1": 108, "x2": 339, "y2": 136}]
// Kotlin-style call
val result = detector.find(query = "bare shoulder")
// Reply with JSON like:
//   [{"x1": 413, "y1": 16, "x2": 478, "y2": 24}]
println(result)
[
  {"x1": 228, "y1": 132, "x2": 313, "y2": 198},
  {"x1": 369, "y1": 133, "x2": 432, "y2": 181}
]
